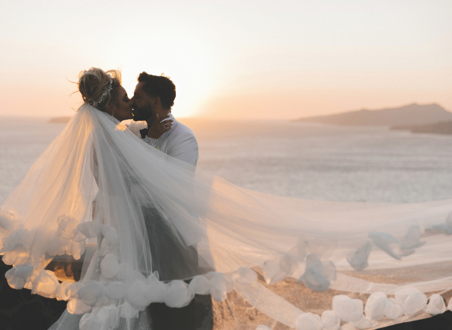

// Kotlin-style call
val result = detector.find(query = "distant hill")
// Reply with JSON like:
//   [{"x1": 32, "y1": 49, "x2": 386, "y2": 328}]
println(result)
[
  {"x1": 49, "y1": 116, "x2": 71, "y2": 123},
  {"x1": 392, "y1": 121, "x2": 452, "y2": 135},
  {"x1": 294, "y1": 103, "x2": 452, "y2": 127}
]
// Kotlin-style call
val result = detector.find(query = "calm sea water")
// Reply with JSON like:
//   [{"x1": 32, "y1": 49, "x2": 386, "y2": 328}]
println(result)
[{"x1": 1, "y1": 117, "x2": 452, "y2": 205}]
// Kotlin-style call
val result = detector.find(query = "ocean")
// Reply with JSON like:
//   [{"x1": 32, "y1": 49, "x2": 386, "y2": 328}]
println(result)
[{"x1": 1, "y1": 116, "x2": 452, "y2": 205}]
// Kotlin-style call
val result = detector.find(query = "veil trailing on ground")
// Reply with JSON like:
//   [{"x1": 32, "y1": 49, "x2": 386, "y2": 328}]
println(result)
[{"x1": 2, "y1": 103, "x2": 452, "y2": 330}]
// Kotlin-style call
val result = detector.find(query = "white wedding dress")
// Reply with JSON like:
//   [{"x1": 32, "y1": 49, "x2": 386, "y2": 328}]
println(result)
[{"x1": 2, "y1": 103, "x2": 452, "y2": 330}]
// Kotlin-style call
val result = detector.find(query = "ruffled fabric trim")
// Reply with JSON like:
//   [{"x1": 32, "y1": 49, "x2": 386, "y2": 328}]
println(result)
[{"x1": 2, "y1": 205, "x2": 452, "y2": 330}]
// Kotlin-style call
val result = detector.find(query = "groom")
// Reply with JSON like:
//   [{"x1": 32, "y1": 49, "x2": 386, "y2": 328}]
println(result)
[
  {"x1": 129, "y1": 72, "x2": 212, "y2": 330},
  {"x1": 129, "y1": 72, "x2": 199, "y2": 166}
]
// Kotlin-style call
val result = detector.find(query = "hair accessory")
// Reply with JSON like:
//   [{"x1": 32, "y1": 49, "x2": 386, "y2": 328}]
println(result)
[{"x1": 93, "y1": 77, "x2": 113, "y2": 107}]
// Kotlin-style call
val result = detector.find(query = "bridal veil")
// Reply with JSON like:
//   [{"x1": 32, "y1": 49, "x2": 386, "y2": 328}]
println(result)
[{"x1": 1, "y1": 103, "x2": 452, "y2": 330}]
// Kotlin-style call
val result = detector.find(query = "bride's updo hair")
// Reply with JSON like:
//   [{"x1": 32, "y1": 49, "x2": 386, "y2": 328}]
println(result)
[{"x1": 78, "y1": 68, "x2": 122, "y2": 111}]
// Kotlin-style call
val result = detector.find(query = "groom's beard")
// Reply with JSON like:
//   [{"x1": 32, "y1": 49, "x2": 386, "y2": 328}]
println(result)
[{"x1": 132, "y1": 103, "x2": 154, "y2": 121}]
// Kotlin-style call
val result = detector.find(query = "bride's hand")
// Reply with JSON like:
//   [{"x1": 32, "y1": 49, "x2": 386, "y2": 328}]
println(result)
[{"x1": 147, "y1": 113, "x2": 173, "y2": 139}]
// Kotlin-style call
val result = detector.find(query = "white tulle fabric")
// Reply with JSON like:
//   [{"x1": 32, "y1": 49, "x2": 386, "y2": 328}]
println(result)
[{"x1": 1, "y1": 104, "x2": 452, "y2": 330}]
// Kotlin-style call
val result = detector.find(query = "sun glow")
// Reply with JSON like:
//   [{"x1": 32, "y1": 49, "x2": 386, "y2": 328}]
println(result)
[
  {"x1": 119, "y1": 50, "x2": 218, "y2": 118},
  {"x1": 1, "y1": 0, "x2": 451, "y2": 119}
]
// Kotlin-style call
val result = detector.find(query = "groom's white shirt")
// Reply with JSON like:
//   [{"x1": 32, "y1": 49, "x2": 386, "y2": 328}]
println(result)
[
  {"x1": 128, "y1": 114, "x2": 202, "y2": 244},
  {"x1": 128, "y1": 113, "x2": 199, "y2": 166}
]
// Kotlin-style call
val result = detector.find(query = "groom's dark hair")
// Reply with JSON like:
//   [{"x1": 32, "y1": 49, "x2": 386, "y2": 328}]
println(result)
[{"x1": 137, "y1": 72, "x2": 176, "y2": 109}]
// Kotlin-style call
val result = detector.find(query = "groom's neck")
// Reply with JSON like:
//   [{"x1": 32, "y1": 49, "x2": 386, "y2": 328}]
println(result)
[
  {"x1": 156, "y1": 109, "x2": 171, "y2": 118},
  {"x1": 155, "y1": 108, "x2": 171, "y2": 118},
  {"x1": 146, "y1": 108, "x2": 171, "y2": 126}
]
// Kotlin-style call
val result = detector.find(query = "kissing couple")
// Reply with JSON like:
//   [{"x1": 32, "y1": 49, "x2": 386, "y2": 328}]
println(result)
[{"x1": 2, "y1": 67, "x2": 450, "y2": 330}]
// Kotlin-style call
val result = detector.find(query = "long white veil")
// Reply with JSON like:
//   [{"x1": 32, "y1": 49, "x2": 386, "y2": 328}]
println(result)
[{"x1": 2, "y1": 103, "x2": 452, "y2": 330}]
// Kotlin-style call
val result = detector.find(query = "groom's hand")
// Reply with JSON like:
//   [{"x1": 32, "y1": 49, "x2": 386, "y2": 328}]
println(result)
[{"x1": 146, "y1": 113, "x2": 173, "y2": 139}]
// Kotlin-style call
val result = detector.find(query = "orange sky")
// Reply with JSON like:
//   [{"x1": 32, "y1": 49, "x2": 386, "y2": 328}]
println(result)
[{"x1": 1, "y1": 0, "x2": 451, "y2": 119}]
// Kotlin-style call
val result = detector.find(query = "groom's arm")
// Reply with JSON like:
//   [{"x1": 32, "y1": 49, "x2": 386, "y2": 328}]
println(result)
[{"x1": 168, "y1": 134, "x2": 199, "y2": 167}]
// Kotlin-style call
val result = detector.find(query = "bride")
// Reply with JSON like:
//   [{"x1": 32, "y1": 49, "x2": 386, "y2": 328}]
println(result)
[{"x1": 2, "y1": 68, "x2": 452, "y2": 330}]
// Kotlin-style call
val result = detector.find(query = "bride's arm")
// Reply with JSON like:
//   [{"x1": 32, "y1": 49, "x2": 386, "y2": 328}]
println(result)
[{"x1": 127, "y1": 120, "x2": 148, "y2": 138}]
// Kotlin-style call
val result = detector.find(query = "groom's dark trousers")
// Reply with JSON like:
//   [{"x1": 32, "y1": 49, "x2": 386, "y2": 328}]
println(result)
[{"x1": 143, "y1": 207, "x2": 213, "y2": 330}]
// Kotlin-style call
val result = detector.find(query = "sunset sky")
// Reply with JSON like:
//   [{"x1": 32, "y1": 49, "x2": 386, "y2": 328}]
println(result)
[{"x1": 1, "y1": 0, "x2": 451, "y2": 119}]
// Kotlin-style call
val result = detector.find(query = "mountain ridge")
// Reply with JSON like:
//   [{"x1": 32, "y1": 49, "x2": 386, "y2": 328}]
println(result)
[
  {"x1": 294, "y1": 103, "x2": 452, "y2": 127},
  {"x1": 392, "y1": 120, "x2": 452, "y2": 135}
]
